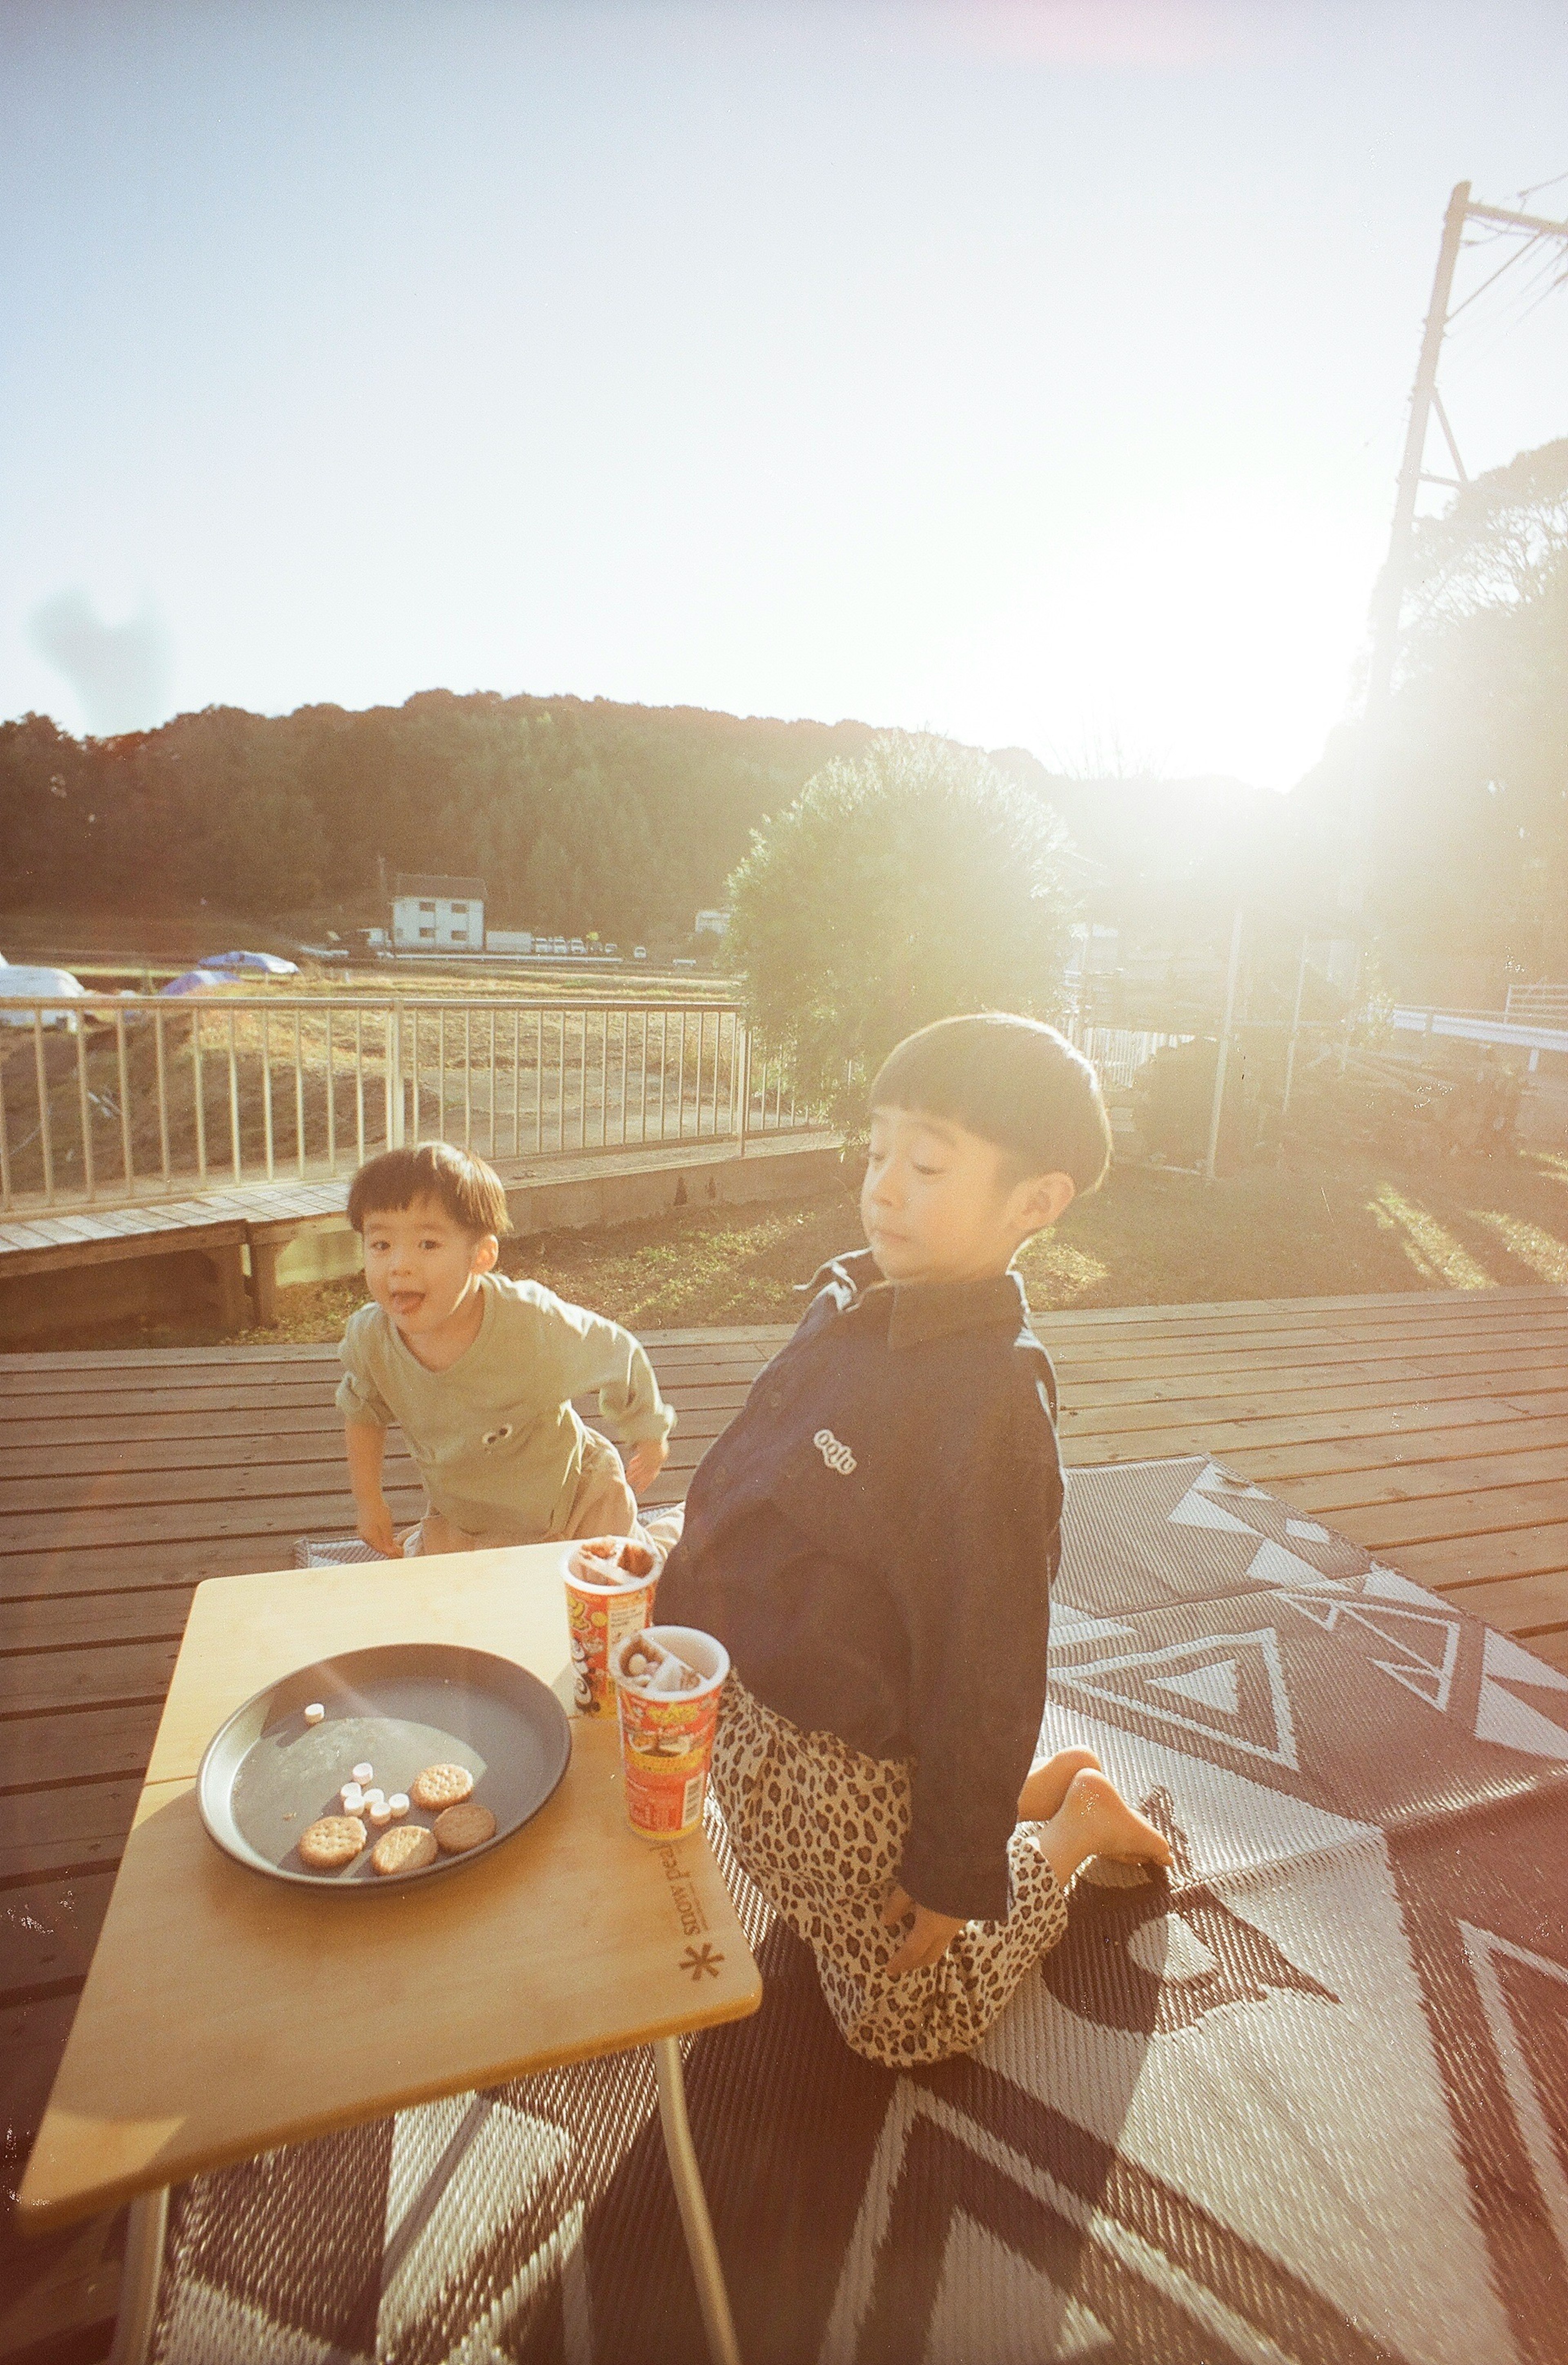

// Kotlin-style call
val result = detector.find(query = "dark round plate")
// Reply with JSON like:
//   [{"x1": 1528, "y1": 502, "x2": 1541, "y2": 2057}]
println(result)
[{"x1": 196, "y1": 1643, "x2": 572, "y2": 1889}]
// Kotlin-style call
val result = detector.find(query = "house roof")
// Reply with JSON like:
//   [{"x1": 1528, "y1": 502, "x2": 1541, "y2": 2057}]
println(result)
[{"x1": 392, "y1": 876, "x2": 487, "y2": 902}]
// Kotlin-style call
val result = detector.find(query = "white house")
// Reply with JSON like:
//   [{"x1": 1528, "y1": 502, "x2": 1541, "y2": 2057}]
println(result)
[
  {"x1": 694, "y1": 908, "x2": 731, "y2": 938},
  {"x1": 391, "y1": 876, "x2": 486, "y2": 952}
]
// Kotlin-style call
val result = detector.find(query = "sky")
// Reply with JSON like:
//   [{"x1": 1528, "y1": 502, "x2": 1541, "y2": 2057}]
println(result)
[{"x1": 2, "y1": 0, "x2": 1566, "y2": 790}]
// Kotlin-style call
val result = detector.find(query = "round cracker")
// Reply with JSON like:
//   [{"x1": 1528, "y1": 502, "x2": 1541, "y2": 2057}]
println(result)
[
  {"x1": 410, "y1": 1762, "x2": 474, "y2": 1810},
  {"x1": 434, "y1": 1801, "x2": 497, "y2": 1854},
  {"x1": 298, "y1": 1815, "x2": 368, "y2": 1871},
  {"x1": 371, "y1": 1823, "x2": 439, "y2": 1877}
]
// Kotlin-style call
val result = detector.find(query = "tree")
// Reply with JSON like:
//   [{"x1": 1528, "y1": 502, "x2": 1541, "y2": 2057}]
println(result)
[
  {"x1": 1372, "y1": 439, "x2": 1568, "y2": 980},
  {"x1": 725, "y1": 732, "x2": 1075, "y2": 1118}
]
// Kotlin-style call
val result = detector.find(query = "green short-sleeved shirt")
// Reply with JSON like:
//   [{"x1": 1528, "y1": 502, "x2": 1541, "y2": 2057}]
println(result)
[{"x1": 336, "y1": 1273, "x2": 674, "y2": 1538}]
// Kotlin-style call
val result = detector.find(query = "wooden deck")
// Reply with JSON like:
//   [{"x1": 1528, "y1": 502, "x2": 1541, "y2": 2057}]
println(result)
[{"x1": 3, "y1": 1283, "x2": 1566, "y2": 2357}]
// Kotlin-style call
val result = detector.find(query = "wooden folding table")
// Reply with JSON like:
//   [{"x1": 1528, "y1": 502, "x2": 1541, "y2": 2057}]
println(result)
[{"x1": 18, "y1": 1546, "x2": 762, "y2": 2365}]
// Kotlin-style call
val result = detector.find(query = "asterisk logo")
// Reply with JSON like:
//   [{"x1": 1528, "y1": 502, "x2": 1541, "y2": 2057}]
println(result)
[{"x1": 680, "y1": 1943, "x2": 724, "y2": 1980}]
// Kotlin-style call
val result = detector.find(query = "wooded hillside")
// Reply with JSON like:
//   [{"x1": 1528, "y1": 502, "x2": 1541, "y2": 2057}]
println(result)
[{"x1": 0, "y1": 692, "x2": 879, "y2": 941}]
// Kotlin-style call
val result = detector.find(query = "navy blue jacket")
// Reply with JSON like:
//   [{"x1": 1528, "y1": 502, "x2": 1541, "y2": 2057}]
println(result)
[{"x1": 656, "y1": 1249, "x2": 1063, "y2": 1921}]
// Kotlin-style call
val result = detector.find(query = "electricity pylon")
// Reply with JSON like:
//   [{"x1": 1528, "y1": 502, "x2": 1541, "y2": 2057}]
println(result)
[{"x1": 1364, "y1": 180, "x2": 1568, "y2": 738}]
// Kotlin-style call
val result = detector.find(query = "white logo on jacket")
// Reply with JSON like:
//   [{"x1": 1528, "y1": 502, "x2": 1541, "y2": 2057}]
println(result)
[{"x1": 813, "y1": 1427, "x2": 857, "y2": 1475}]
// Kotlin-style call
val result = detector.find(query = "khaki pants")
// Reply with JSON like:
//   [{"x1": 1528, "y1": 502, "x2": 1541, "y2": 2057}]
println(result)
[{"x1": 412, "y1": 1427, "x2": 639, "y2": 1556}]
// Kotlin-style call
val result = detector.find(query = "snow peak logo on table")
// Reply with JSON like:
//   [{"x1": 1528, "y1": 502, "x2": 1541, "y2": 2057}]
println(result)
[
  {"x1": 813, "y1": 1428, "x2": 857, "y2": 1476},
  {"x1": 657, "y1": 1842, "x2": 708, "y2": 1938}
]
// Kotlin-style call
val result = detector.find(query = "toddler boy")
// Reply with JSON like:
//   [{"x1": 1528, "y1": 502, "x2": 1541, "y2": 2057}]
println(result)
[{"x1": 338, "y1": 1142, "x2": 673, "y2": 1555}]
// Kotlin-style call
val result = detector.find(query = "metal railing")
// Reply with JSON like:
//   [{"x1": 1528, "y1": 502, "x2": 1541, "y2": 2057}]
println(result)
[
  {"x1": 1067, "y1": 1023, "x2": 1196, "y2": 1090},
  {"x1": 0, "y1": 994, "x2": 819, "y2": 1215},
  {"x1": 1506, "y1": 981, "x2": 1568, "y2": 1028}
]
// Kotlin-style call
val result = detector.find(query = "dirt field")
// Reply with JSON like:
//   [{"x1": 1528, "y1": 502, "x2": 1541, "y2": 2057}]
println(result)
[{"x1": 24, "y1": 1141, "x2": 1567, "y2": 1352}]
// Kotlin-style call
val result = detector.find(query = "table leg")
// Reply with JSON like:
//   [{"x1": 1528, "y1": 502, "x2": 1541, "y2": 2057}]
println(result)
[
  {"x1": 653, "y1": 2035, "x2": 742, "y2": 2365},
  {"x1": 108, "y1": 2186, "x2": 169, "y2": 2365}
]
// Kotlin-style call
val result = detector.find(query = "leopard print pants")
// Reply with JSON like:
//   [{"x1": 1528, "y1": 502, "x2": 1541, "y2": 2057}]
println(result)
[{"x1": 710, "y1": 1673, "x2": 1069, "y2": 2069}]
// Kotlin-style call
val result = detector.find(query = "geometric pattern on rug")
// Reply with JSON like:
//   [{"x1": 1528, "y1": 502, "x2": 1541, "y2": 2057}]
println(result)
[{"x1": 147, "y1": 1458, "x2": 1568, "y2": 2364}]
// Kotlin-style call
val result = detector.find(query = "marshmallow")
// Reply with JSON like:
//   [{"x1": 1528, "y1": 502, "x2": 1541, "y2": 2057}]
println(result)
[
  {"x1": 367, "y1": 1799, "x2": 393, "y2": 1826},
  {"x1": 388, "y1": 1794, "x2": 410, "y2": 1818},
  {"x1": 363, "y1": 1788, "x2": 385, "y2": 1807},
  {"x1": 303, "y1": 1702, "x2": 325, "y2": 1724},
  {"x1": 352, "y1": 1762, "x2": 374, "y2": 1784},
  {"x1": 648, "y1": 1650, "x2": 699, "y2": 1694},
  {"x1": 341, "y1": 1784, "x2": 364, "y2": 1812}
]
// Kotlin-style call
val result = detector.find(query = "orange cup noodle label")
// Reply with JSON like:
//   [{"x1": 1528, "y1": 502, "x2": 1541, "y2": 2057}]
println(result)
[
  {"x1": 616, "y1": 1686, "x2": 721, "y2": 1839},
  {"x1": 564, "y1": 1572, "x2": 659, "y2": 1716}
]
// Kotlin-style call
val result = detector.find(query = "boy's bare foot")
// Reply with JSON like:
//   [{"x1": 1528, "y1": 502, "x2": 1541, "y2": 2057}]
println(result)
[
  {"x1": 1017, "y1": 1746, "x2": 1100, "y2": 1825},
  {"x1": 1038, "y1": 1769, "x2": 1174, "y2": 1892}
]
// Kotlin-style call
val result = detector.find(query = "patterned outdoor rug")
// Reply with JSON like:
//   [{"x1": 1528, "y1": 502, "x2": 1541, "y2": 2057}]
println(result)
[{"x1": 147, "y1": 1459, "x2": 1568, "y2": 2365}]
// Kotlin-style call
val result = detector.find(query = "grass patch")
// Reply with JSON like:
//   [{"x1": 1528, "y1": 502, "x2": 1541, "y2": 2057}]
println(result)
[{"x1": 23, "y1": 1142, "x2": 1568, "y2": 1354}]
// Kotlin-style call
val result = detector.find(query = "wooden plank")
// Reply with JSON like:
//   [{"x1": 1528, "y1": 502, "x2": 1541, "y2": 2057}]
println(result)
[
  {"x1": 0, "y1": 1421, "x2": 723, "y2": 1515},
  {"x1": 0, "y1": 2190, "x2": 123, "y2": 2365},
  {"x1": 0, "y1": 1347, "x2": 344, "y2": 1387},
  {"x1": 1034, "y1": 1284, "x2": 1563, "y2": 1330},
  {"x1": 1328, "y1": 1481, "x2": 1568, "y2": 1551},
  {"x1": 3, "y1": 1456, "x2": 421, "y2": 1518},
  {"x1": 0, "y1": 1638, "x2": 181, "y2": 1718},
  {"x1": 0, "y1": 1405, "x2": 368, "y2": 1450},
  {"x1": 0, "y1": 1360, "x2": 757, "y2": 1420},
  {"x1": 0, "y1": 1222, "x2": 249, "y2": 1280},
  {"x1": 1, "y1": 1586, "x2": 197, "y2": 1651},
  {"x1": 0, "y1": 1432, "x2": 414, "y2": 1483},
  {"x1": 0, "y1": 1482, "x2": 426, "y2": 1561},
  {"x1": 1060, "y1": 1394, "x2": 1537, "y2": 1470},
  {"x1": 1276, "y1": 1438, "x2": 1568, "y2": 1517},
  {"x1": 0, "y1": 1419, "x2": 414, "y2": 1476},
  {"x1": 1039, "y1": 1306, "x2": 1568, "y2": 1363},
  {"x1": 1388, "y1": 1523, "x2": 1568, "y2": 1590},
  {"x1": 0, "y1": 1340, "x2": 761, "y2": 1387},
  {"x1": 6, "y1": 1378, "x2": 340, "y2": 1419},
  {"x1": 0, "y1": 1776, "x2": 141, "y2": 1881},
  {"x1": 0, "y1": 1870, "x2": 113, "y2": 2000},
  {"x1": 0, "y1": 1220, "x2": 71, "y2": 1250},
  {"x1": 1054, "y1": 1344, "x2": 1568, "y2": 1404},
  {"x1": 1521, "y1": 1628, "x2": 1568, "y2": 1673},
  {"x1": 1058, "y1": 1370, "x2": 1566, "y2": 1438},
  {"x1": 0, "y1": 1701, "x2": 168, "y2": 1790},
  {"x1": 0, "y1": 1535, "x2": 370, "y2": 1604},
  {"x1": 1180, "y1": 1411, "x2": 1568, "y2": 1490},
  {"x1": 0, "y1": 1341, "x2": 343, "y2": 1371},
  {"x1": 1426, "y1": 1569, "x2": 1568, "y2": 1637}
]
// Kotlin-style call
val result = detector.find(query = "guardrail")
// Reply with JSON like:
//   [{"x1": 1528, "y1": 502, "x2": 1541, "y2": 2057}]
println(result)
[
  {"x1": 0, "y1": 994, "x2": 817, "y2": 1214},
  {"x1": 1390, "y1": 1005, "x2": 1568, "y2": 1058}
]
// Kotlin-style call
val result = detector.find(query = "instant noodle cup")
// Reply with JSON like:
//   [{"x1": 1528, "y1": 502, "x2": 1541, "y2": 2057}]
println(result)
[
  {"x1": 561, "y1": 1537, "x2": 663, "y2": 1716},
  {"x1": 610, "y1": 1624, "x2": 729, "y2": 1840}
]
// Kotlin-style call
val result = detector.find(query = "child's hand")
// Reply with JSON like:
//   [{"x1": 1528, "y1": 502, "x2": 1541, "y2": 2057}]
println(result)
[
  {"x1": 625, "y1": 1436, "x2": 669, "y2": 1496},
  {"x1": 880, "y1": 1884, "x2": 964, "y2": 1977},
  {"x1": 356, "y1": 1498, "x2": 401, "y2": 1557}
]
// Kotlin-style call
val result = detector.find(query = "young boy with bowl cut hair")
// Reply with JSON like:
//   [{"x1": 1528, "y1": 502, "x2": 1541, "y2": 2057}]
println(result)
[
  {"x1": 657, "y1": 1012, "x2": 1170, "y2": 2067},
  {"x1": 338, "y1": 1142, "x2": 673, "y2": 1557}
]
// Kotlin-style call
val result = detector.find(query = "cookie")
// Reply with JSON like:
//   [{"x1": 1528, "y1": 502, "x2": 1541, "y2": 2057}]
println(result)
[
  {"x1": 298, "y1": 1815, "x2": 368, "y2": 1871},
  {"x1": 371, "y1": 1823, "x2": 439, "y2": 1877},
  {"x1": 434, "y1": 1802, "x2": 497, "y2": 1854},
  {"x1": 411, "y1": 1762, "x2": 474, "y2": 1810}
]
